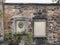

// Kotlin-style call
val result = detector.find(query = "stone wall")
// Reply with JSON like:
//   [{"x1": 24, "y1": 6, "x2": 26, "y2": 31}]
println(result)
[
  {"x1": 4, "y1": 4, "x2": 60, "y2": 44},
  {"x1": 0, "y1": 0, "x2": 4, "y2": 41}
]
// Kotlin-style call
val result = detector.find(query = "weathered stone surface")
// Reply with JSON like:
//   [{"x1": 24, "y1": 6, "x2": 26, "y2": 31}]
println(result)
[
  {"x1": 0, "y1": 0, "x2": 4, "y2": 41},
  {"x1": 4, "y1": 5, "x2": 60, "y2": 44}
]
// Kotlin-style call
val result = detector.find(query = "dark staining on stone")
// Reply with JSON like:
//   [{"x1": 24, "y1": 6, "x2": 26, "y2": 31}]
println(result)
[
  {"x1": 33, "y1": 13, "x2": 37, "y2": 15},
  {"x1": 8, "y1": 25, "x2": 11, "y2": 29},
  {"x1": 33, "y1": 10, "x2": 42, "y2": 16},
  {"x1": 56, "y1": 16, "x2": 60, "y2": 24},
  {"x1": 57, "y1": 7, "x2": 59, "y2": 9},
  {"x1": 48, "y1": 30, "x2": 53, "y2": 33},
  {"x1": 19, "y1": 9, "x2": 22, "y2": 13},
  {"x1": 54, "y1": 7, "x2": 57, "y2": 10},
  {"x1": 53, "y1": 35, "x2": 56, "y2": 38},
  {"x1": 42, "y1": 9, "x2": 47, "y2": 13},
  {"x1": 10, "y1": 18, "x2": 14, "y2": 20},
  {"x1": 52, "y1": 9, "x2": 55, "y2": 11}
]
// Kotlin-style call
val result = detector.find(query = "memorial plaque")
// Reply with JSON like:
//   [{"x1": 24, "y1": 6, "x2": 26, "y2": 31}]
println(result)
[
  {"x1": 34, "y1": 19, "x2": 46, "y2": 37},
  {"x1": 16, "y1": 21, "x2": 25, "y2": 33},
  {"x1": 13, "y1": 17, "x2": 29, "y2": 33}
]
